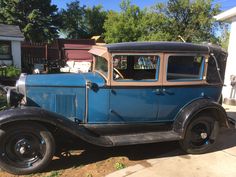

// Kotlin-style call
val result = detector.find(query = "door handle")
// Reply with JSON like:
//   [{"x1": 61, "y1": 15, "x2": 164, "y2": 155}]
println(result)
[
  {"x1": 162, "y1": 88, "x2": 174, "y2": 95},
  {"x1": 153, "y1": 89, "x2": 162, "y2": 95}
]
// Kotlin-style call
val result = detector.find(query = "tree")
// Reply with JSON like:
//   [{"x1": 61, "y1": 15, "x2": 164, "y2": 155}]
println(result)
[
  {"x1": 85, "y1": 5, "x2": 107, "y2": 37},
  {"x1": 59, "y1": 1, "x2": 107, "y2": 39},
  {"x1": 159, "y1": 0, "x2": 222, "y2": 42},
  {"x1": 219, "y1": 25, "x2": 230, "y2": 50},
  {"x1": 104, "y1": 0, "x2": 143, "y2": 43},
  {"x1": 104, "y1": 0, "x2": 224, "y2": 44},
  {"x1": 0, "y1": 0, "x2": 59, "y2": 42},
  {"x1": 59, "y1": 0, "x2": 87, "y2": 39}
]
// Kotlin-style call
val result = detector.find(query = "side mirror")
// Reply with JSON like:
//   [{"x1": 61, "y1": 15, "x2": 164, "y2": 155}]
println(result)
[{"x1": 86, "y1": 81, "x2": 99, "y2": 92}]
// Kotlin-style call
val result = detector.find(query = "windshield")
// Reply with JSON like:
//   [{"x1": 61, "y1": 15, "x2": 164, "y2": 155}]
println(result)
[{"x1": 94, "y1": 55, "x2": 108, "y2": 78}]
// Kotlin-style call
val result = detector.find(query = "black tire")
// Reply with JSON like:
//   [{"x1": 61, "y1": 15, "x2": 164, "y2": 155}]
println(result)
[
  {"x1": 0, "y1": 122, "x2": 55, "y2": 175},
  {"x1": 179, "y1": 116, "x2": 219, "y2": 154}
]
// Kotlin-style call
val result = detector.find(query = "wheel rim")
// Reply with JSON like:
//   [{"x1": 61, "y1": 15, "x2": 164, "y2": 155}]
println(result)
[
  {"x1": 189, "y1": 121, "x2": 213, "y2": 148},
  {"x1": 1, "y1": 131, "x2": 46, "y2": 168}
]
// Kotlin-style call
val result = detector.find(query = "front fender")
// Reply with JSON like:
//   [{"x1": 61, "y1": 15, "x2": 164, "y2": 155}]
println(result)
[
  {"x1": 173, "y1": 98, "x2": 228, "y2": 137},
  {"x1": 0, "y1": 107, "x2": 69, "y2": 127},
  {"x1": 0, "y1": 107, "x2": 113, "y2": 147}
]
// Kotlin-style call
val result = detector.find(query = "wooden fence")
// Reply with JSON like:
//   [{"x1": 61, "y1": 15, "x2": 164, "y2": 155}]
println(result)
[{"x1": 21, "y1": 39, "x2": 95, "y2": 73}]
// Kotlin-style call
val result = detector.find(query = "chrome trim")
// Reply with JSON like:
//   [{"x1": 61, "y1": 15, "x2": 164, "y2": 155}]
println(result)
[
  {"x1": 6, "y1": 87, "x2": 16, "y2": 106},
  {"x1": 84, "y1": 80, "x2": 91, "y2": 123},
  {"x1": 16, "y1": 73, "x2": 27, "y2": 95},
  {"x1": 6, "y1": 87, "x2": 11, "y2": 106}
]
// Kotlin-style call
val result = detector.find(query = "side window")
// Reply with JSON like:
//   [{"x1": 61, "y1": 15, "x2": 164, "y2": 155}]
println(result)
[
  {"x1": 94, "y1": 55, "x2": 108, "y2": 78},
  {"x1": 113, "y1": 55, "x2": 159, "y2": 81},
  {"x1": 167, "y1": 55, "x2": 205, "y2": 81}
]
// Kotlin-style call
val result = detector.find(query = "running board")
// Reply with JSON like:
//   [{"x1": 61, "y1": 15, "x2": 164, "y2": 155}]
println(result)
[{"x1": 105, "y1": 131, "x2": 182, "y2": 146}]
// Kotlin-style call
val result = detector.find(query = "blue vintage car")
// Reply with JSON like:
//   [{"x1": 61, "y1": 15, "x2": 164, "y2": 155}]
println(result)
[{"x1": 0, "y1": 42, "x2": 229, "y2": 175}]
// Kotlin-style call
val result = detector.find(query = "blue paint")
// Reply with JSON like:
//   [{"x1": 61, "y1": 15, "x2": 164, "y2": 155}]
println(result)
[
  {"x1": 158, "y1": 85, "x2": 222, "y2": 121},
  {"x1": 109, "y1": 87, "x2": 160, "y2": 122},
  {"x1": 25, "y1": 71, "x2": 222, "y2": 124},
  {"x1": 26, "y1": 72, "x2": 106, "y2": 122},
  {"x1": 26, "y1": 72, "x2": 105, "y2": 87},
  {"x1": 88, "y1": 88, "x2": 110, "y2": 123}
]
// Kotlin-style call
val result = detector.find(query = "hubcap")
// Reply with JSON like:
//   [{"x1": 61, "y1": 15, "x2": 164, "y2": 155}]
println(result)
[
  {"x1": 200, "y1": 132, "x2": 208, "y2": 139},
  {"x1": 15, "y1": 139, "x2": 32, "y2": 155},
  {"x1": 1, "y1": 132, "x2": 46, "y2": 168},
  {"x1": 190, "y1": 122, "x2": 212, "y2": 147}
]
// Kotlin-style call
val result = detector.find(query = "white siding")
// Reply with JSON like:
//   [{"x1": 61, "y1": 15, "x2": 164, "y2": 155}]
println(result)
[
  {"x1": 11, "y1": 41, "x2": 21, "y2": 69},
  {"x1": 222, "y1": 21, "x2": 236, "y2": 99}
]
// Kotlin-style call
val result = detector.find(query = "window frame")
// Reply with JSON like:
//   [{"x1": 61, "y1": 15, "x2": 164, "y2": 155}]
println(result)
[
  {"x1": 0, "y1": 41, "x2": 12, "y2": 60},
  {"x1": 163, "y1": 53, "x2": 209, "y2": 86},
  {"x1": 110, "y1": 53, "x2": 163, "y2": 86}
]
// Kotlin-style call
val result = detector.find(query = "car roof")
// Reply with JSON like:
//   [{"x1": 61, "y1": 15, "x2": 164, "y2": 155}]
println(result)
[{"x1": 105, "y1": 41, "x2": 225, "y2": 55}]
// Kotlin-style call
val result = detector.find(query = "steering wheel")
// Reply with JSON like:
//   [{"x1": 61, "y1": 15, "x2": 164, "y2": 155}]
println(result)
[{"x1": 113, "y1": 68, "x2": 124, "y2": 80}]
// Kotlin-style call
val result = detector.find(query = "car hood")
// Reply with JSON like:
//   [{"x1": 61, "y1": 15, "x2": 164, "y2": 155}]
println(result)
[{"x1": 26, "y1": 72, "x2": 106, "y2": 87}]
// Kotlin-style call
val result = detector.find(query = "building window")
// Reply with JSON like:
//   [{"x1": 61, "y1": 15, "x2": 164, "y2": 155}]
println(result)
[{"x1": 0, "y1": 41, "x2": 12, "y2": 60}]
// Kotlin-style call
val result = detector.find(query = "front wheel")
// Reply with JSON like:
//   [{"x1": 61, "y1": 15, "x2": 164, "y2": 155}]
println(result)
[
  {"x1": 0, "y1": 122, "x2": 55, "y2": 175},
  {"x1": 179, "y1": 116, "x2": 219, "y2": 154}
]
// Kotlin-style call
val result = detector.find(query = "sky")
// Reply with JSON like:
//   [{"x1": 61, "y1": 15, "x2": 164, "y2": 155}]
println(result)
[{"x1": 52, "y1": 0, "x2": 236, "y2": 11}]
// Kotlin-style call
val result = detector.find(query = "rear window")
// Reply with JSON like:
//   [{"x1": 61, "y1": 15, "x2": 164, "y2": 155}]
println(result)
[{"x1": 167, "y1": 55, "x2": 205, "y2": 81}]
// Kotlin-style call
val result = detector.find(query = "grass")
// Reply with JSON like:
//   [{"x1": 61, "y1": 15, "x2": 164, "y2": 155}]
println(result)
[
  {"x1": 46, "y1": 171, "x2": 61, "y2": 177},
  {"x1": 5, "y1": 66, "x2": 21, "y2": 78},
  {"x1": 0, "y1": 91, "x2": 7, "y2": 109},
  {"x1": 85, "y1": 173, "x2": 93, "y2": 177},
  {"x1": 114, "y1": 162, "x2": 126, "y2": 170}
]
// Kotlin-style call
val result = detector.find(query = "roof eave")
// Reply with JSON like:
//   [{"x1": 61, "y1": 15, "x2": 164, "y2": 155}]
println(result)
[
  {"x1": 0, "y1": 35, "x2": 24, "y2": 41},
  {"x1": 214, "y1": 7, "x2": 236, "y2": 22}
]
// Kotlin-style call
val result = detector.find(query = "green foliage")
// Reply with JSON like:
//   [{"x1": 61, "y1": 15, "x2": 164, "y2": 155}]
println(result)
[
  {"x1": 0, "y1": 90, "x2": 7, "y2": 110},
  {"x1": 46, "y1": 171, "x2": 61, "y2": 177},
  {"x1": 59, "y1": 1, "x2": 107, "y2": 39},
  {"x1": 104, "y1": 0, "x2": 226, "y2": 44},
  {"x1": 219, "y1": 26, "x2": 230, "y2": 50},
  {"x1": 85, "y1": 5, "x2": 107, "y2": 37},
  {"x1": 0, "y1": 0, "x2": 59, "y2": 42},
  {"x1": 85, "y1": 173, "x2": 93, "y2": 177},
  {"x1": 5, "y1": 66, "x2": 21, "y2": 78},
  {"x1": 104, "y1": 0, "x2": 143, "y2": 43},
  {"x1": 114, "y1": 162, "x2": 126, "y2": 170}
]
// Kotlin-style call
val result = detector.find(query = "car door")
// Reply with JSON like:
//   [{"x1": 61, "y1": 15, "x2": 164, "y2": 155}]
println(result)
[
  {"x1": 109, "y1": 54, "x2": 163, "y2": 123},
  {"x1": 158, "y1": 53, "x2": 208, "y2": 121}
]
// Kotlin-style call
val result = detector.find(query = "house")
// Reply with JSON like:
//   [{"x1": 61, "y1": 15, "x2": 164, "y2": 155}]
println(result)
[
  {"x1": 214, "y1": 7, "x2": 236, "y2": 105},
  {"x1": 0, "y1": 24, "x2": 24, "y2": 69}
]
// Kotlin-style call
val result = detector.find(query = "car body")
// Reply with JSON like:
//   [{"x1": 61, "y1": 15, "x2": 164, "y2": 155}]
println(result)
[{"x1": 0, "y1": 42, "x2": 229, "y2": 175}]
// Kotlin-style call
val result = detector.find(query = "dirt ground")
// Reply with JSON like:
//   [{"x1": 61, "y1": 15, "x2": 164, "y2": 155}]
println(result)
[{"x1": 0, "y1": 140, "x2": 180, "y2": 177}]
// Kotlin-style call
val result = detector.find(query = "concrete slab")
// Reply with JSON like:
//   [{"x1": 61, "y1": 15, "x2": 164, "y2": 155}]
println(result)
[
  {"x1": 106, "y1": 105, "x2": 236, "y2": 177},
  {"x1": 128, "y1": 150, "x2": 236, "y2": 177},
  {"x1": 106, "y1": 164, "x2": 145, "y2": 177}
]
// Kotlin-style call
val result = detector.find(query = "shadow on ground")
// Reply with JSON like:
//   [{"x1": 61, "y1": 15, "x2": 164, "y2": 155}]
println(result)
[{"x1": 43, "y1": 127, "x2": 236, "y2": 173}]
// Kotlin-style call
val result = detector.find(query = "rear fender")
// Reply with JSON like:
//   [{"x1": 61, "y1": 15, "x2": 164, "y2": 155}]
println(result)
[{"x1": 173, "y1": 98, "x2": 228, "y2": 137}]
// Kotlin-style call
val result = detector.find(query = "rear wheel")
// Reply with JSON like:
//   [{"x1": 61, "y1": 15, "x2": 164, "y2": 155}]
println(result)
[
  {"x1": 0, "y1": 122, "x2": 55, "y2": 175},
  {"x1": 179, "y1": 116, "x2": 219, "y2": 154}
]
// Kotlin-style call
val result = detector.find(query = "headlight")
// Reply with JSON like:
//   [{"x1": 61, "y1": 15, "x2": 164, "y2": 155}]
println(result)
[
  {"x1": 7, "y1": 73, "x2": 27, "y2": 107},
  {"x1": 7, "y1": 88, "x2": 24, "y2": 107}
]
